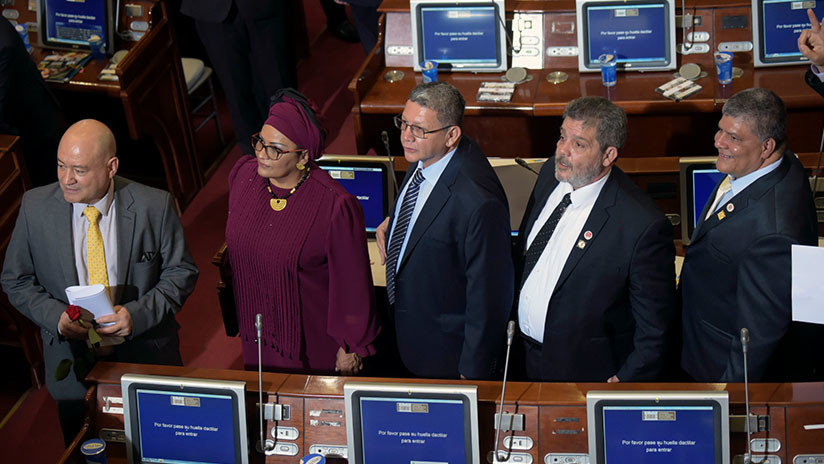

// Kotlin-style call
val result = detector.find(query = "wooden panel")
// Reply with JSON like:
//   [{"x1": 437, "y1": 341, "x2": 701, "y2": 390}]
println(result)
[
  {"x1": 540, "y1": 406, "x2": 588, "y2": 454},
  {"x1": 785, "y1": 405, "x2": 824, "y2": 457},
  {"x1": 116, "y1": 2, "x2": 201, "y2": 211},
  {"x1": 0, "y1": 135, "x2": 43, "y2": 388}
]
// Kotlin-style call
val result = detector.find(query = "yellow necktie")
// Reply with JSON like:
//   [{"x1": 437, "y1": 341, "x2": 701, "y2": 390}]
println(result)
[
  {"x1": 705, "y1": 176, "x2": 732, "y2": 220},
  {"x1": 84, "y1": 206, "x2": 109, "y2": 292}
]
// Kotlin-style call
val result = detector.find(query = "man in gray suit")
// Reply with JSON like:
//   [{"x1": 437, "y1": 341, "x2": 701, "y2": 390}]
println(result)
[{"x1": 1, "y1": 119, "x2": 198, "y2": 444}]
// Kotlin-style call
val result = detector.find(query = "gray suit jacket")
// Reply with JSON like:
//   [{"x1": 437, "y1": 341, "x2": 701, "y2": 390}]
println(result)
[{"x1": 1, "y1": 176, "x2": 198, "y2": 400}]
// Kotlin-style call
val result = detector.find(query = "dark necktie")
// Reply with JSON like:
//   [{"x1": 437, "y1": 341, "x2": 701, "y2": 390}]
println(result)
[
  {"x1": 386, "y1": 169, "x2": 426, "y2": 305},
  {"x1": 520, "y1": 192, "x2": 572, "y2": 287}
]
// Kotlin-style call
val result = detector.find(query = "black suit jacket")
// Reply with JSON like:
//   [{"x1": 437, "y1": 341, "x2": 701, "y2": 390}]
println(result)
[
  {"x1": 515, "y1": 160, "x2": 676, "y2": 382},
  {"x1": 680, "y1": 153, "x2": 819, "y2": 382},
  {"x1": 806, "y1": 68, "x2": 824, "y2": 99},
  {"x1": 387, "y1": 136, "x2": 514, "y2": 380},
  {"x1": 180, "y1": 0, "x2": 282, "y2": 22}
]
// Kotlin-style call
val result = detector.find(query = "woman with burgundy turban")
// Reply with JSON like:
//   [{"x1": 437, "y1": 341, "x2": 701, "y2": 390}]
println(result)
[{"x1": 225, "y1": 89, "x2": 379, "y2": 374}]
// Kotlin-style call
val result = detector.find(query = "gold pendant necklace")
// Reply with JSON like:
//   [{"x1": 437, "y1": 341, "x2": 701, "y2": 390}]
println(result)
[
  {"x1": 270, "y1": 198, "x2": 287, "y2": 211},
  {"x1": 265, "y1": 167, "x2": 310, "y2": 212}
]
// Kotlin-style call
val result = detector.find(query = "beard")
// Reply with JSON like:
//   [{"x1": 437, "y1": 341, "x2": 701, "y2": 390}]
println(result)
[{"x1": 554, "y1": 154, "x2": 605, "y2": 189}]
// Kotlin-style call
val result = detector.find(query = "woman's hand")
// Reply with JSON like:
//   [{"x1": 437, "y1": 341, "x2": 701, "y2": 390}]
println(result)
[{"x1": 335, "y1": 347, "x2": 363, "y2": 375}]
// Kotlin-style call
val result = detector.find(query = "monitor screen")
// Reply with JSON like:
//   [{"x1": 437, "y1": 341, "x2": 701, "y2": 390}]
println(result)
[
  {"x1": 317, "y1": 155, "x2": 395, "y2": 234},
  {"x1": 410, "y1": 0, "x2": 507, "y2": 72},
  {"x1": 577, "y1": 0, "x2": 676, "y2": 72},
  {"x1": 122, "y1": 374, "x2": 249, "y2": 464},
  {"x1": 38, "y1": 0, "x2": 115, "y2": 53},
  {"x1": 345, "y1": 382, "x2": 480, "y2": 464},
  {"x1": 679, "y1": 157, "x2": 725, "y2": 244},
  {"x1": 587, "y1": 391, "x2": 730, "y2": 464},
  {"x1": 753, "y1": 0, "x2": 824, "y2": 66}
]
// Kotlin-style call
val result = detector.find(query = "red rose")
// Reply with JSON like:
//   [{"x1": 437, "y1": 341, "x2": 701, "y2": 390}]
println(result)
[{"x1": 66, "y1": 305, "x2": 81, "y2": 322}]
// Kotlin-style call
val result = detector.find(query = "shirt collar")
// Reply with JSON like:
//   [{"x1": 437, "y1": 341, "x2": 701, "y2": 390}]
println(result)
[
  {"x1": 728, "y1": 156, "x2": 782, "y2": 197},
  {"x1": 416, "y1": 146, "x2": 457, "y2": 184},
  {"x1": 72, "y1": 180, "x2": 115, "y2": 219},
  {"x1": 557, "y1": 168, "x2": 611, "y2": 208}
]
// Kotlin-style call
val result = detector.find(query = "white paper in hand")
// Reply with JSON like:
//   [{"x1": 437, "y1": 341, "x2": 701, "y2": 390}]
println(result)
[
  {"x1": 65, "y1": 284, "x2": 115, "y2": 327},
  {"x1": 791, "y1": 245, "x2": 824, "y2": 325}
]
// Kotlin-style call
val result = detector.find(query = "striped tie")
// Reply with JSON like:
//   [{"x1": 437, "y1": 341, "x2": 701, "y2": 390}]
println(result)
[
  {"x1": 520, "y1": 193, "x2": 572, "y2": 287},
  {"x1": 386, "y1": 169, "x2": 425, "y2": 305},
  {"x1": 84, "y1": 205, "x2": 109, "y2": 293}
]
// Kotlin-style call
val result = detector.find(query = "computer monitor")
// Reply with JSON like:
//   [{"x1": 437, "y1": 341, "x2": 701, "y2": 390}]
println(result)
[
  {"x1": 587, "y1": 391, "x2": 730, "y2": 464},
  {"x1": 576, "y1": 0, "x2": 677, "y2": 72},
  {"x1": 122, "y1": 374, "x2": 249, "y2": 464},
  {"x1": 37, "y1": 0, "x2": 116, "y2": 53},
  {"x1": 679, "y1": 157, "x2": 725, "y2": 245},
  {"x1": 752, "y1": 0, "x2": 824, "y2": 67},
  {"x1": 316, "y1": 155, "x2": 396, "y2": 235},
  {"x1": 344, "y1": 382, "x2": 481, "y2": 464},
  {"x1": 410, "y1": 0, "x2": 507, "y2": 73}
]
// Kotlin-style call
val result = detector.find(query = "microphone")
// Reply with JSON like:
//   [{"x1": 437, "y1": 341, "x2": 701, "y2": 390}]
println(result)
[
  {"x1": 494, "y1": 321, "x2": 517, "y2": 461},
  {"x1": 256, "y1": 314, "x2": 272, "y2": 453},
  {"x1": 515, "y1": 157, "x2": 539, "y2": 176},
  {"x1": 741, "y1": 327, "x2": 752, "y2": 463},
  {"x1": 382, "y1": 130, "x2": 399, "y2": 195}
]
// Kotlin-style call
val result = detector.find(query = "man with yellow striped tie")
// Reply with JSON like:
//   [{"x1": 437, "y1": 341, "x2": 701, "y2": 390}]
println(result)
[{"x1": 1, "y1": 119, "x2": 199, "y2": 445}]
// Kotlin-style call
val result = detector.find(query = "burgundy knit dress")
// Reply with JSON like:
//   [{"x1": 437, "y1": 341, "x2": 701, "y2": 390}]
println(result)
[{"x1": 226, "y1": 156, "x2": 379, "y2": 373}]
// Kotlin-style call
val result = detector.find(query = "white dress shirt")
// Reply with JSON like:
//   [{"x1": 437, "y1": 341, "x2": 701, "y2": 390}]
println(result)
[
  {"x1": 518, "y1": 171, "x2": 610, "y2": 343},
  {"x1": 387, "y1": 148, "x2": 456, "y2": 272},
  {"x1": 72, "y1": 181, "x2": 118, "y2": 289}
]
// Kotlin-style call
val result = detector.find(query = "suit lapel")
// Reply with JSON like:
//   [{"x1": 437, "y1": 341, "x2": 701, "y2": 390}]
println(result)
[
  {"x1": 551, "y1": 171, "x2": 616, "y2": 295},
  {"x1": 50, "y1": 188, "x2": 78, "y2": 287},
  {"x1": 397, "y1": 149, "x2": 464, "y2": 269},
  {"x1": 521, "y1": 168, "x2": 558, "y2": 244},
  {"x1": 114, "y1": 178, "x2": 135, "y2": 296},
  {"x1": 691, "y1": 155, "x2": 789, "y2": 244}
]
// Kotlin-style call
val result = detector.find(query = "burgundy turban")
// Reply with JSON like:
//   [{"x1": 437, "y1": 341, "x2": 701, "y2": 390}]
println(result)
[{"x1": 264, "y1": 89, "x2": 326, "y2": 160}]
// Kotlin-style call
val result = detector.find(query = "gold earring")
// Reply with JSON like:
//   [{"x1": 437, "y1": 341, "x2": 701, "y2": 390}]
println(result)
[{"x1": 296, "y1": 161, "x2": 306, "y2": 171}]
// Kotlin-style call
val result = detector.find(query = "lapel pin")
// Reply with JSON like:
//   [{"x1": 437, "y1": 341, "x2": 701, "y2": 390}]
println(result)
[
  {"x1": 577, "y1": 240, "x2": 586, "y2": 249},
  {"x1": 726, "y1": 203, "x2": 734, "y2": 213},
  {"x1": 584, "y1": 230, "x2": 593, "y2": 240},
  {"x1": 717, "y1": 211, "x2": 726, "y2": 221}
]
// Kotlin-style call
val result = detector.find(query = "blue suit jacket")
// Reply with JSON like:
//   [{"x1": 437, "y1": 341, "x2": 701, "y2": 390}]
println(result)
[
  {"x1": 680, "y1": 152, "x2": 819, "y2": 382},
  {"x1": 387, "y1": 136, "x2": 514, "y2": 379},
  {"x1": 515, "y1": 160, "x2": 676, "y2": 382}
]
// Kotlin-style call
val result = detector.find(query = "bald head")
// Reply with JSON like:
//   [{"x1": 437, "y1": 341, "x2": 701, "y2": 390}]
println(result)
[
  {"x1": 57, "y1": 119, "x2": 119, "y2": 204},
  {"x1": 59, "y1": 119, "x2": 117, "y2": 162}
]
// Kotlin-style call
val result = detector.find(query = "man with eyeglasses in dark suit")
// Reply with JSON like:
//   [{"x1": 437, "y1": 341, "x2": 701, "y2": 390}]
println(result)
[{"x1": 375, "y1": 82, "x2": 513, "y2": 380}]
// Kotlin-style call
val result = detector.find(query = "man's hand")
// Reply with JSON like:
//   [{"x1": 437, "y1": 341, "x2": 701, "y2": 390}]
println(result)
[
  {"x1": 335, "y1": 347, "x2": 363, "y2": 376},
  {"x1": 607, "y1": 375, "x2": 620, "y2": 383},
  {"x1": 95, "y1": 305, "x2": 133, "y2": 337},
  {"x1": 375, "y1": 217, "x2": 390, "y2": 264},
  {"x1": 58, "y1": 311, "x2": 90, "y2": 340},
  {"x1": 799, "y1": 9, "x2": 824, "y2": 67}
]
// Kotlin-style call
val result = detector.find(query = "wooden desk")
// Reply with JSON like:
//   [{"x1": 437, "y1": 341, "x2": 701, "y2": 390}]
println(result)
[
  {"x1": 60, "y1": 362, "x2": 824, "y2": 464},
  {"x1": 350, "y1": 0, "x2": 824, "y2": 161}
]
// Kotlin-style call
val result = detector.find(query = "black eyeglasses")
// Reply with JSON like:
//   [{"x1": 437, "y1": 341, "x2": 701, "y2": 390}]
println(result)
[
  {"x1": 251, "y1": 133, "x2": 305, "y2": 160},
  {"x1": 393, "y1": 115, "x2": 451, "y2": 139}
]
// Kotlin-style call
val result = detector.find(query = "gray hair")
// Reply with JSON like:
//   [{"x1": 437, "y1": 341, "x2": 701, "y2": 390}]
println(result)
[
  {"x1": 722, "y1": 88, "x2": 786, "y2": 150},
  {"x1": 408, "y1": 82, "x2": 466, "y2": 127},
  {"x1": 562, "y1": 96, "x2": 627, "y2": 151}
]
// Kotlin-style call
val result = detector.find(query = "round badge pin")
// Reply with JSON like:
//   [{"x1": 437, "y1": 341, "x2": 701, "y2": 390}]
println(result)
[
  {"x1": 584, "y1": 231, "x2": 593, "y2": 240},
  {"x1": 726, "y1": 203, "x2": 734, "y2": 212}
]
